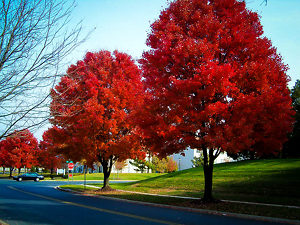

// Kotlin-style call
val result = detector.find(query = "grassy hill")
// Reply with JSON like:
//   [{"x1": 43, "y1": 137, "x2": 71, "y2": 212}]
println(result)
[
  {"x1": 110, "y1": 158, "x2": 300, "y2": 206},
  {"x1": 61, "y1": 158, "x2": 300, "y2": 220}
]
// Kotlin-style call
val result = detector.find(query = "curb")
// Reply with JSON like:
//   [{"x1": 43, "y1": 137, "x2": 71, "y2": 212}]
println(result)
[{"x1": 55, "y1": 186, "x2": 300, "y2": 225}]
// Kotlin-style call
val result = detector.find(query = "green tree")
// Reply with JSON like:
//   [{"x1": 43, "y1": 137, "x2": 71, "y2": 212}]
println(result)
[
  {"x1": 129, "y1": 159, "x2": 148, "y2": 173},
  {"x1": 283, "y1": 80, "x2": 300, "y2": 157},
  {"x1": 152, "y1": 156, "x2": 167, "y2": 173},
  {"x1": 191, "y1": 154, "x2": 204, "y2": 168}
]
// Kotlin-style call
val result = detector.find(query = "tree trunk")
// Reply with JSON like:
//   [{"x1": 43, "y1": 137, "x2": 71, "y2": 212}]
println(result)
[
  {"x1": 250, "y1": 151, "x2": 255, "y2": 160},
  {"x1": 202, "y1": 147, "x2": 215, "y2": 202},
  {"x1": 203, "y1": 163, "x2": 214, "y2": 201},
  {"x1": 101, "y1": 157, "x2": 114, "y2": 191},
  {"x1": 50, "y1": 168, "x2": 54, "y2": 179},
  {"x1": 9, "y1": 167, "x2": 13, "y2": 178},
  {"x1": 2, "y1": 167, "x2": 5, "y2": 174},
  {"x1": 18, "y1": 167, "x2": 21, "y2": 175},
  {"x1": 103, "y1": 166, "x2": 110, "y2": 189}
]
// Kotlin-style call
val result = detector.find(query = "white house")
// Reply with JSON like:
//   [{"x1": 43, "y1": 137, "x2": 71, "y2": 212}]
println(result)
[
  {"x1": 111, "y1": 148, "x2": 233, "y2": 173},
  {"x1": 71, "y1": 148, "x2": 233, "y2": 174},
  {"x1": 112, "y1": 159, "x2": 142, "y2": 173},
  {"x1": 171, "y1": 147, "x2": 233, "y2": 171}
]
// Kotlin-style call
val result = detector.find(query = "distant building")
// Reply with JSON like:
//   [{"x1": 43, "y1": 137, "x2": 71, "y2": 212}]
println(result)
[
  {"x1": 70, "y1": 148, "x2": 233, "y2": 174},
  {"x1": 112, "y1": 159, "x2": 141, "y2": 173},
  {"x1": 171, "y1": 147, "x2": 233, "y2": 171}
]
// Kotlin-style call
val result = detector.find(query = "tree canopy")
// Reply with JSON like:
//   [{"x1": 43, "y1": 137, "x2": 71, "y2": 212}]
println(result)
[
  {"x1": 283, "y1": 80, "x2": 300, "y2": 157},
  {"x1": 48, "y1": 50, "x2": 144, "y2": 189},
  {"x1": 0, "y1": 129, "x2": 39, "y2": 174},
  {"x1": 137, "y1": 0, "x2": 294, "y2": 201}
]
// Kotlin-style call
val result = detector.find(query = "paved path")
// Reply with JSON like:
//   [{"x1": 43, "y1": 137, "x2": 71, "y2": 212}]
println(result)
[{"x1": 0, "y1": 179, "x2": 295, "y2": 225}]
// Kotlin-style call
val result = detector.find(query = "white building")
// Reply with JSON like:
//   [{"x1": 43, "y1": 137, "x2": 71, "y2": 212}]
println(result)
[
  {"x1": 111, "y1": 148, "x2": 233, "y2": 173},
  {"x1": 171, "y1": 147, "x2": 233, "y2": 171},
  {"x1": 72, "y1": 148, "x2": 233, "y2": 173},
  {"x1": 111, "y1": 159, "x2": 142, "y2": 173}
]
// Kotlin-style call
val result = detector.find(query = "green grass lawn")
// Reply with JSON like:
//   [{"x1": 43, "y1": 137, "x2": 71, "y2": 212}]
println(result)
[
  {"x1": 107, "y1": 158, "x2": 300, "y2": 206},
  {"x1": 60, "y1": 159, "x2": 300, "y2": 221},
  {"x1": 0, "y1": 173, "x2": 17, "y2": 178}
]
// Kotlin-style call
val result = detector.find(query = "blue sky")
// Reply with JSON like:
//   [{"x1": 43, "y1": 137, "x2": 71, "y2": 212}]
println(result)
[
  {"x1": 70, "y1": 0, "x2": 299, "y2": 88},
  {"x1": 35, "y1": 0, "x2": 300, "y2": 139},
  {"x1": 247, "y1": 0, "x2": 300, "y2": 88},
  {"x1": 71, "y1": 0, "x2": 168, "y2": 61}
]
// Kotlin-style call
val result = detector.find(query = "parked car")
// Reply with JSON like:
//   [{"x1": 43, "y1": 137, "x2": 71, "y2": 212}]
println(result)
[{"x1": 13, "y1": 173, "x2": 44, "y2": 182}]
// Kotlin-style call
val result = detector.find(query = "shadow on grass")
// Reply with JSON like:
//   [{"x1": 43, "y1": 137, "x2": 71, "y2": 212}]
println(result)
[
  {"x1": 93, "y1": 192, "x2": 300, "y2": 221},
  {"x1": 109, "y1": 159, "x2": 300, "y2": 207},
  {"x1": 213, "y1": 166, "x2": 300, "y2": 206}
]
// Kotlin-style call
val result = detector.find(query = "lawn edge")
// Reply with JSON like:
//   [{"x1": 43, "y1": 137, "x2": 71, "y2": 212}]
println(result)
[{"x1": 56, "y1": 186, "x2": 300, "y2": 225}]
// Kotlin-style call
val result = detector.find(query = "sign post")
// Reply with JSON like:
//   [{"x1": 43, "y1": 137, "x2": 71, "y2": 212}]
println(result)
[
  {"x1": 66, "y1": 161, "x2": 74, "y2": 182},
  {"x1": 81, "y1": 159, "x2": 87, "y2": 190}
]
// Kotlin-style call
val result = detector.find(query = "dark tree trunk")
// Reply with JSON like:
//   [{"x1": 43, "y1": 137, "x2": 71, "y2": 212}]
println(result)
[
  {"x1": 50, "y1": 168, "x2": 54, "y2": 179},
  {"x1": 100, "y1": 156, "x2": 114, "y2": 191},
  {"x1": 2, "y1": 167, "x2": 5, "y2": 174},
  {"x1": 202, "y1": 147, "x2": 215, "y2": 202},
  {"x1": 203, "y1": 163, "x2": 214, "y2": 201},
  {"x1": 18, "y1": 167, "x2": 21, "y2": 175},
  {"x1": 250, "y1": 151, "x2": 255, "y2": 160},
  {"x1": 9, "y1": 167, "x2": 13, "y2": 178},
  {"x1": 103, "y1": 164, "x2": 110, "y2": 189}
]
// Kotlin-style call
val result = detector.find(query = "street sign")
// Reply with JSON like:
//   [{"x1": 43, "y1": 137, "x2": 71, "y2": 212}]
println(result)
[{"x1": 68, "y1": 162, "x2": 74, "y2": 170}]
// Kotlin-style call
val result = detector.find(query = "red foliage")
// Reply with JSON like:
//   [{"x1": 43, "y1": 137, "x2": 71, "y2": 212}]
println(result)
[
  {"x1": 138, "y1": 0, "x2": 294, "y2": 158},
  {"x1": 114, "y1": 160, "x2": 127, "y2": 171},
  {"x1": 39, "y1": 129, "x2": 64, "y2": 172},
  {"x1": 166, "y1": 157, "x2": 178, "y2": 173},
  {"x1": 137, "y1": 0, "x2": 295, "y2": 201},
  {"x1": 0, "y1": 130, "x2": 39, "y2": 169},
  {"x1": 49, "y1": 50, "x2": 145, "y2": 187}
]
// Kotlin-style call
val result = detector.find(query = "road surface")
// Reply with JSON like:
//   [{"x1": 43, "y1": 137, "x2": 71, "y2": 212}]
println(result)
[{"x1": 0, "y1": 179, "x2": 285, "y2": 225}]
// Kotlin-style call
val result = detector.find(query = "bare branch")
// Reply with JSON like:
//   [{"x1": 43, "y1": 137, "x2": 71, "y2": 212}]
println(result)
[{"x1": 0, "y1": 0, "x2": 90, "y2": 138}]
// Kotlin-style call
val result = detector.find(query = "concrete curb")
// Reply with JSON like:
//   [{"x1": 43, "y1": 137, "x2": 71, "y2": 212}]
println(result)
[{"x1": 56, "y1": 186, "x2": 300, "y2": 225}]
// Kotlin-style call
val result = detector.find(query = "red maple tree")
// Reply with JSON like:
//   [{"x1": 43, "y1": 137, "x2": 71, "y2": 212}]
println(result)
[
  {"x1": 138, "y1": 0, "x2": 294, "y2": 201},
  {"x1": 0, "y1": 130, "x2": 39, "y2": 175},
  {"x1": 0, "y1": 141, "x2": 13, "y2": 176},
  {"x1": 39, "y1": 129, "x2": 65, "y2": 177},
  {"x1": 49, "y1": 50, "x2": 144, "y2": 189}
]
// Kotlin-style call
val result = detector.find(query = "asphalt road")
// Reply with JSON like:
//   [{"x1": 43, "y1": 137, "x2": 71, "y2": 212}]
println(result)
[{"x1": 0, "y1": 179, "x2": 286, "y2": 225}]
